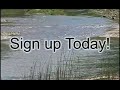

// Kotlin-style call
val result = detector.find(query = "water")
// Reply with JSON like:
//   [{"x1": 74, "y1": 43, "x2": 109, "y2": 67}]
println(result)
[{"x1": 1, "y1": 15, "x2": 119, "y2": 80}]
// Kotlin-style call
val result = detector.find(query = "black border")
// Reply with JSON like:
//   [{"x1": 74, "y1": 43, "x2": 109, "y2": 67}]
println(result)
[
  {"x1": 0, "y1": 9, "x2": 1, "y2": 80},
  {"x1": 0, "y1": 0, "x2": 120, "y2": 9}
]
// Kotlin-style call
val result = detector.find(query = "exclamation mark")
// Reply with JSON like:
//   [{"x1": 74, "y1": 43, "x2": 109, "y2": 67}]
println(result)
[{"x1": 106, "y1": 37, "x2": 110, "y2": 50}]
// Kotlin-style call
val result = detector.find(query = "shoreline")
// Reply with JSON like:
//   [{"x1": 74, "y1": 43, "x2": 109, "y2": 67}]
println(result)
[{"x1": 99, "y1": 25, "x2": 119, "y2": 38}]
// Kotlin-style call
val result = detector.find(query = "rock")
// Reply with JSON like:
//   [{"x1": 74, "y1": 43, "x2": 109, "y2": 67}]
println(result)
[
  {"x1": 1, "y1": 32, "x2": 21, "y2": 40},
  {"x1": 1, "y1": 19, "x2": 8, "y2": 22},
  {"x1": 1, "y1": 36, "x2": 11, "y2": 40}
]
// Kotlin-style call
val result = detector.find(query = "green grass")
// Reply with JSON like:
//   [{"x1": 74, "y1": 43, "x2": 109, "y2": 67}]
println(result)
[
  {"x1": 25, "y1": 9, "x2": 66, "y2": 15},
  {"x1": 1, "y1": 9, "x2": 26, "y2": 17},
  {"x1": 1, "y1": 9, "x2": 66, "y2": 17},
  {"x1": 1, "y1": 9, "x2": 119, "y2": 23}
]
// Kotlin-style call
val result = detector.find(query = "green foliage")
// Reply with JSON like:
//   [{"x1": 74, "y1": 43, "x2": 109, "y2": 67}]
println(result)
[
  {"x1": 26, "y1": 9, "x2": 65, "y2": 15},
  {"x1": 1, "y1": 9, "x2": 26, "y2": 17},
  {"x1": 1, "y1": 9, "x2": 119, "y2": 22}
]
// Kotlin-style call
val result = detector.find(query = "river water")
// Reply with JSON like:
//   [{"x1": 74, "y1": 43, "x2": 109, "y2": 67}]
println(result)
[{"x1": 1, "y1": 15, "x2": 119, "y2": 80}]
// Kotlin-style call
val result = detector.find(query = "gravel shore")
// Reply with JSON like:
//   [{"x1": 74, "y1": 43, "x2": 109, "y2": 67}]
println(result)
[{"x1": 100, "y1": 25, "x2": 119, "y2": 38}]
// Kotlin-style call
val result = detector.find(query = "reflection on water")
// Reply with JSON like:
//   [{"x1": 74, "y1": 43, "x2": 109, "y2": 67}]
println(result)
[{"x1": 1, "y1": 15, "x2": 119, "y2": 80}]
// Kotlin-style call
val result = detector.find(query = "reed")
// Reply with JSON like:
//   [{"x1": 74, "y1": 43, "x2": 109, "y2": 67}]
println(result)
[{"x1": 23, "y1": 48, "x2": 119, "y2": 80}]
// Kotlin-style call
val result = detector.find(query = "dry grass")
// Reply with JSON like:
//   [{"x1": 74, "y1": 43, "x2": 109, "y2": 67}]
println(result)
[{"x1": 23, "y1": 50, "x2": 119, "y2": 80}]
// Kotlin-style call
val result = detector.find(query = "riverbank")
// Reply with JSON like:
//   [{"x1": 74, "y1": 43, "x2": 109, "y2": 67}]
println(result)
[
  {"x1": 89, "y1": 9, "x2": 119, "y2": 22},
  {"x1": 1, "y1": 9, "x2": 119, "y2": 24},
  {"x1": 1, "y1": 9, "x2": 119, "y2": 19},
  {"x1": 99, "y1": 25, "x2": 119, "y2": 38},
  {"x1": 1, "y1": 9, "x2": 65, "y2": 17}
]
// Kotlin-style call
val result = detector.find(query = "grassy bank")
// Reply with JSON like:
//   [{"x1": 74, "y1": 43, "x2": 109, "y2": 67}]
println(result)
[
  {"x1": 1, "y1": 9, "x2": 26, "y2": 17},
  {"x1": 1, "y1": 9, "x2": 66, "y2": 17},
  {"x1": 89, "y1": 9, "x2": 119, "y2": 22},
  {"x1": 1, "y1": 9, "x2": 119, "y2": 22},
  {"x1": 1, "y1": 9, "x2": 119, "y2": 16},
  {"x1": 64, "y1": 9, "x2": 119, "y2": 22},
  {"x1": 25, "y1": 9, "x2": 65, "y2": 15}
]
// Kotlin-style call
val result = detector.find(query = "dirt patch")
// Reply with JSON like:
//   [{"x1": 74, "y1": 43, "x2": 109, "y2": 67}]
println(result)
[{"x1": 100, "y1": 26, "x2": 119, "y2": 38}]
